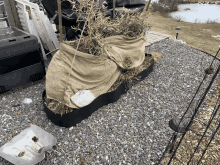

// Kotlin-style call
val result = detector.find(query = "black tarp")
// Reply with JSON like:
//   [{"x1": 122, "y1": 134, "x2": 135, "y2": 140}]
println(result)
[
  {"x1": 41, "y1": 0, "x2": 87, "y2": 40},
  {"x1": 41, "y1": 0, "x2": 80, "y2": 26},
  {"x1": 106, "y1": 0, "x2": 146, "y2": 8},
  {"x1": 41, "y1": 0, "x2": 146, "y2": 40}
]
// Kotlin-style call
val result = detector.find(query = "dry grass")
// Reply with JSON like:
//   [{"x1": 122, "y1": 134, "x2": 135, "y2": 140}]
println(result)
[
  {"x1": 44, "y1": 54, "x2": 154, "y2": 115},
  {"x1": 63, "y1": 0, "x2": 150, "y2": 56},
  {"x1": 109, "y1": 50, "x2": 164, "y2": 92},
  {"x1": 108, "y1": 54, "x2": 154, "y2": 92},
  {"x1": 151, "y1": 49, "x2": 167, "y2": 62},
  {"x1": 44, "y1": 0, "x2": 155, "y2": 115},
  {"x1": 147, "y1": 8, "x2": 220, "y2": 58}
]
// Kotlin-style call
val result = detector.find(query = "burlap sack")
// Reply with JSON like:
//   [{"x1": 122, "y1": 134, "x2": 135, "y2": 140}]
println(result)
[
  {"x1": 46, "y1": 32, "x2": 147, "y2": 109},
  {"x1": 98, "y1": 34, "x2": 147, "y2": 70}
]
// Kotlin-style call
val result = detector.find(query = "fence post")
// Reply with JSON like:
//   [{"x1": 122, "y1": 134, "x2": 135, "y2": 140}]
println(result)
[
  {"x1": 57, "y1": 0, "x2": 63, "y2": 43},
  {"x1": 113, "y1": 0, "x2": 115, "y2": 20},
  {"x1": 146, "y1": 0, "x2": 152, "y2": 12}
]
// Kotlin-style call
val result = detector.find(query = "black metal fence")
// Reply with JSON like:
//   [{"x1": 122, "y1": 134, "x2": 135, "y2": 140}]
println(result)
[{"x1": 156, "y1": 47, "x2": 220, "y2": 165}]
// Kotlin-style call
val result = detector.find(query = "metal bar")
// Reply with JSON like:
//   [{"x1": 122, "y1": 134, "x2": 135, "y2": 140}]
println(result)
[
  {"x1": 146, "y1": 0, "x2": 152, "y2": 12},
  {"x1": 172, "y1": 74, "x2": 207, "y2": 136},
  {"x1": 167, "y1": 64, "x2": 220, "y2": 165},
  {"x1": 187, "y1": 96, "x2": 220, "y2": 164},
  {"x1": 209, "y1": 47, "x2": 220, "y2": 67},
  {"x1": 157, "y1": 41, "x2": 220, "y2": 165},
  {"x1": 170, "y1": 46, "x2": 220, "y2": 145},
  {"x1": 197, "y1": 110, "x2": 220, "y2": 165},
  {"x1": 156, "y1": 133, "x2": 177, "y2": 164},
  {"x1": 158, "y1": 44, "x2": 220, "y2": 165},
  {"x1": 113, "y1": 0, "x2": 115, "y2": 20},
  {"x1": 169, "y1": 133, "x2": 178, "y2": 153}
]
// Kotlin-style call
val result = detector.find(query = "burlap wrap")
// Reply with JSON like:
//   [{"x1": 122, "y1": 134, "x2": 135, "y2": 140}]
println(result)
[{"x1": 46, "y1": 32, "x2": 147, "y2": 109}]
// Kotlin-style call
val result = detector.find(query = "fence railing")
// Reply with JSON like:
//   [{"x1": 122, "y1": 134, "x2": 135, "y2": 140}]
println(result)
[{"x1": 156, "y1": 47, "x2": 220, "y2": 165}]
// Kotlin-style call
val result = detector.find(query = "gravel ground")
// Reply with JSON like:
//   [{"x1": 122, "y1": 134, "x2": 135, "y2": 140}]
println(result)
[{"x1": 0, "y1": 38, "x2": 220, "y2": 165}]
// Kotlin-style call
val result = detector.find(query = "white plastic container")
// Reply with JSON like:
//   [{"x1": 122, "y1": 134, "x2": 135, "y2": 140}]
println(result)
[
  {"x1": 0, "y1": 2, "x2": 13, "y2": 35},
  {"x1": 0, "y1": 125, "x2": 57, "y2": 165},
  {"x1": 19, "y1": 0, "x2": 58, "y2": 55},
  {"x1": 13, "y1": 0, "x2": 46, "y2": 59},
  {"x1": 14, "y1": 0, "x2": 60, "y2": 58}
]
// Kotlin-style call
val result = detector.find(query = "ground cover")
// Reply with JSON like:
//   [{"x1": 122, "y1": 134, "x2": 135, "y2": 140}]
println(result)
[{"x1": 1, "y1": 1, "x2": 219, "y2": 164}]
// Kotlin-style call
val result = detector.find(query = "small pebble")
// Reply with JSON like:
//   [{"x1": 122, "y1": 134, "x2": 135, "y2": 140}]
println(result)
[
  {"x1": 0, "y1": 37, "x2": 219, "y2": 165},
  {"x1": 22, "y1": 98, "x2": 32, "y2": 104}
]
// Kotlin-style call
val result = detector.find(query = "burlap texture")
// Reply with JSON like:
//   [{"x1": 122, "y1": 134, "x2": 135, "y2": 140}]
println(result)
[{"x1": 46, "y1": 32, "x2": 147, "y2": 109}]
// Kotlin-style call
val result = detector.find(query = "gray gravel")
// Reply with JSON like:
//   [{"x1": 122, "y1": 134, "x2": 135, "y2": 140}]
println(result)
[{"x1": 0, "y1": 38, "x2": 220, "y2": 165}]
